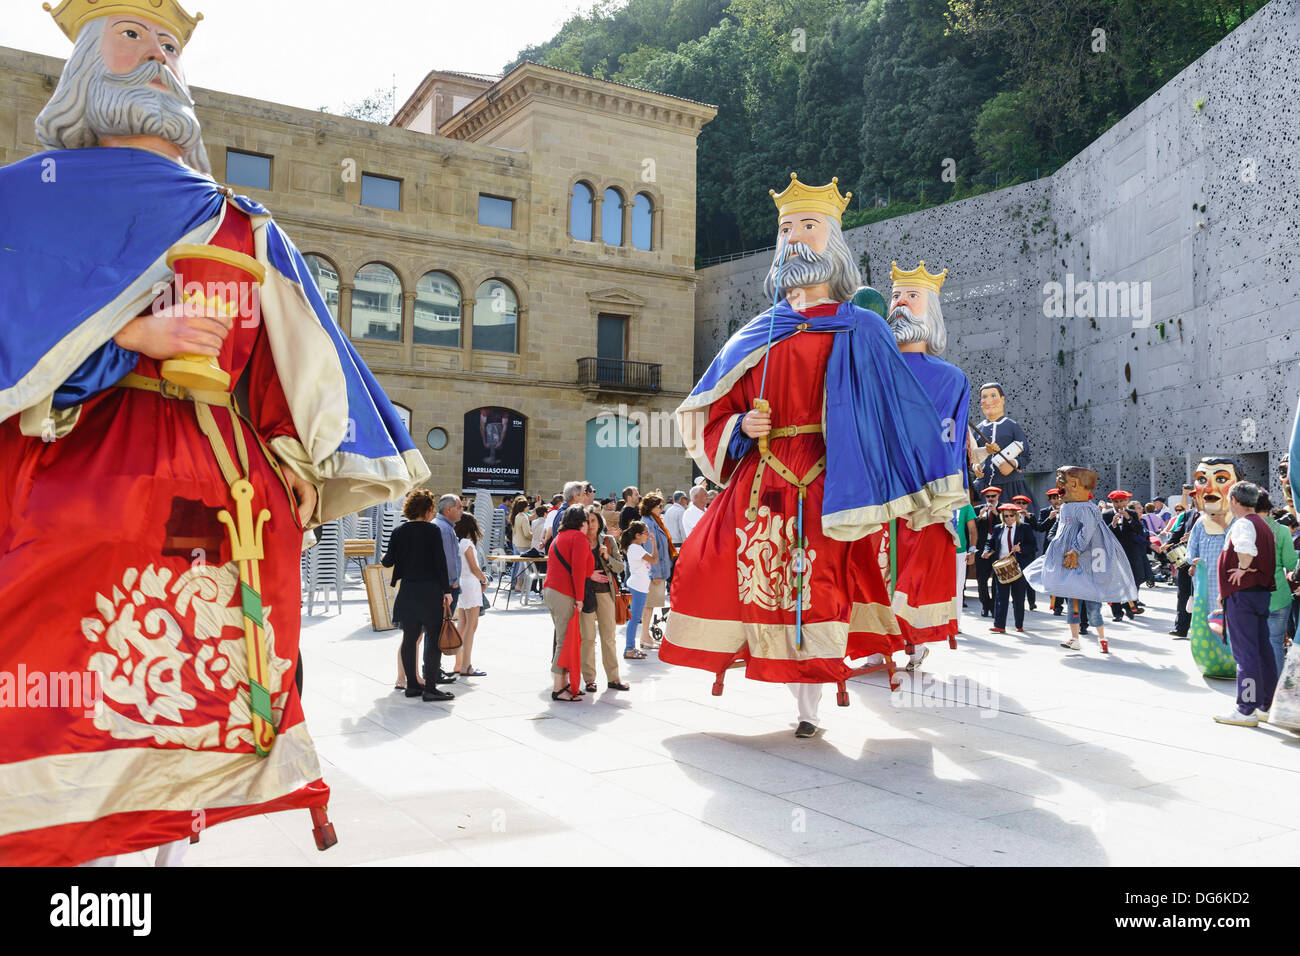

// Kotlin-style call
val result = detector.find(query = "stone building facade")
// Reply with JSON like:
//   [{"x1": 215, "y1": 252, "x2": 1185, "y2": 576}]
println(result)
[{"x1": 0, "y1": 47, "x2": 715, "y2": 500}]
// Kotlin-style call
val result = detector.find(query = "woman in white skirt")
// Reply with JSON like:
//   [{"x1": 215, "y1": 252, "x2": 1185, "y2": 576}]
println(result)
[{"x1": 454, "y1": 513, "x2": 489, "y2": 677}]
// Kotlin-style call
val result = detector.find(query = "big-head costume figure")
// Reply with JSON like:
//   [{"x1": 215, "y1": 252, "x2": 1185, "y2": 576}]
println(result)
[
  {"x1": 1185, "y1": 457, "x2": 1241, "y2": 678},
  {"x1": 663, "y1": 173, "x2": 966, "y2": 721},
  {"x1": 972, "y1": 382, "x2": 1032, "y2": 507},
  {"x1": 1022, "y1": 466, "x2": 1138, "y2": 607},
  {"x1": 885, "y1": 262, "x2": 970, "y2": 655},
  {"x1": 0, "y1": 1, "x2": 429, "y2": 865}
]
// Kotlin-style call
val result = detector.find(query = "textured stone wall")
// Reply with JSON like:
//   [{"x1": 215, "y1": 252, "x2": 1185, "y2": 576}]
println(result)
[{"x1": 695, "y1": 0, "x2": 1300, "y2": 505}]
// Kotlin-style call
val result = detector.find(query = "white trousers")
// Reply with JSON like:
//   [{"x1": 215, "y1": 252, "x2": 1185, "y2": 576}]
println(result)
[
  {"x1": 787, "y1": 682, "x2": 822, "y2": 725},
  {"x1": 79, "y1": 837, "x2": 190, "y2": 867},
  {"x1": 955, "y1": 552, "x2": 970, "y2": 627}
]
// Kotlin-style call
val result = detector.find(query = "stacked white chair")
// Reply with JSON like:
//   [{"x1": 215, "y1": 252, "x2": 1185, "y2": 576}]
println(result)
[{"x1": 306, "y1": 519, "x2": 344, "y2": 615}]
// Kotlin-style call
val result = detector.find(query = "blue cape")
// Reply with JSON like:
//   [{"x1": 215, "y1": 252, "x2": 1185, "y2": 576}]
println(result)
[
  {"x1": 678, "y1": 299, "x2": 966, "y2": 539},
  {"x1": 0, "y1": 147, "x2": 428, "y2": 519}
]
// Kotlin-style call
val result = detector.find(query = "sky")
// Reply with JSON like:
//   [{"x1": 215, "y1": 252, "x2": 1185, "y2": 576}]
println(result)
[{"x1": 0, "y1": 0, "x2": 590, "y2": 113}]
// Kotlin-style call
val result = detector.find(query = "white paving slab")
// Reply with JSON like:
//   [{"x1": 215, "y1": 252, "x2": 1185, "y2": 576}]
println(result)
[{"x1": 164, "y1": 576, "x2": 1297, "y2": 866}]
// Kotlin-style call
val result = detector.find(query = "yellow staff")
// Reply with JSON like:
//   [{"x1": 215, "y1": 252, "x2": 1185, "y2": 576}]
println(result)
[{"x1": 217, "y1": 479, "x2": 275, "y2": 755}]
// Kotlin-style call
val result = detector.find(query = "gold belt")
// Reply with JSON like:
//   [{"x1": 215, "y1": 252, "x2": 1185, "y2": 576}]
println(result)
[{"x1": 745, "y1": 423, "x2": 826, "y2": 521}]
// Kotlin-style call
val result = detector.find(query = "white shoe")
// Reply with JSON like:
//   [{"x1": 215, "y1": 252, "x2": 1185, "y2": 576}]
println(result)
[
  {"x1": 905, "y1": 646, "x2": 930, "y2": 672},
  {"x1": 1213, "y1": 708, "x2": 1258, "y2": 727},
  {"x1": 847, "y1": 652, "x2": 885, "y2": 669},
  {"x1": 1060, "y1": 637, "x2": 1081, "y2": 650}
]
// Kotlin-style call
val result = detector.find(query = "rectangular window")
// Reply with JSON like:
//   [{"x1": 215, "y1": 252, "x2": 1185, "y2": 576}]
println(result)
[
  {"x1": 478, "y1": 194, "x2": 514, "y2": 229},
  {"x1": 596, "y1": 314, "x2": 627, "y2": 385},
  {"x1": 226, "y1": 149, "x2": 270, "y2": 190},
  {"x1": 361, "y1": 173, "x2": 402, "y2": 211}
]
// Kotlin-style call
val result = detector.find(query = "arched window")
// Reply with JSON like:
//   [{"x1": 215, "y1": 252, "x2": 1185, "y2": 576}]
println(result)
[
  {"x1": 350, "y1": 263, "x2": 402, "y2": 342},
  {"x1": 570, "y1": 181, "x2": 594, "y2": 241},
  {"x1": 303, "y1": 254, "x2": 340, "y2": 322},
  {"x1": 602, "y1": 187, "x2": 624, "y2": 246},
  {"x1": 632, "y1": 193, "x2": 653, "y2": 251},
  {"x1": 414, "y1": 270, "x2": 461, "y2": 348},
  {"x1": 472, "y1": 279, "x2": 518, "y2": 353}
]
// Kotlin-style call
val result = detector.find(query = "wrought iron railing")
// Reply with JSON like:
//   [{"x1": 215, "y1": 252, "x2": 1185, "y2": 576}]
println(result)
[{"x1": 577, "y1": 357, "x2": 661, "y2": 392}]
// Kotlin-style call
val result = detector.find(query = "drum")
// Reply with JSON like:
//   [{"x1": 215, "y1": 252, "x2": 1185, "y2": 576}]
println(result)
[
  {"x1": 1164, "y1": 544, "x2": 1188, "y2": 569},
  {"x1": 993, "y1": 555, "x2": 1022, "y2": 584}
]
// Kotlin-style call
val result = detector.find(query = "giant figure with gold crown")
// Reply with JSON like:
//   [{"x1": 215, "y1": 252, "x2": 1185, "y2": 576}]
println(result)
[
  {"x1": 661, "y1": 174, "x2": 967, "y2": 737},
  {"x1": 0, "y1": 1, "x2": 429, "y2": 864},
  {"x1": 881, "y1": 261, "x2": 971, "y2": 669}
]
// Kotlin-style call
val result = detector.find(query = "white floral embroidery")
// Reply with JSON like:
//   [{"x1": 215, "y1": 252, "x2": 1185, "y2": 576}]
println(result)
[
  {"x1": 735, "y1": 506, "x2": 815, "y2": 612},
  {"x1": 80, "y1": 562, "x2": 290, "y2": 750}
]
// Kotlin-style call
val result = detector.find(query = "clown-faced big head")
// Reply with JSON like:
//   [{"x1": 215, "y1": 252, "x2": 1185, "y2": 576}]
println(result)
[
  {"x1": 1193, "y1": 457, "x2": 1241, "y2": 519},
  {"x1": 980, "y1": 383, "x2": 1007, "y2": 422},
  {"x1": 1057, "y1": 466, "x2": 1098, "y2": 503},
  {"x1": 888, "y1": 261, "x2": 949, "y2": 354}
]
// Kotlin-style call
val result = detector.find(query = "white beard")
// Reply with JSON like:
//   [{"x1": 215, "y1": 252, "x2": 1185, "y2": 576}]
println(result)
[
  {"x1": 888, "y1": 305, "x2": 929, "y2": 346},
  {"x1": 86, "y1": 59, "x2": 204, "y2": 156}
]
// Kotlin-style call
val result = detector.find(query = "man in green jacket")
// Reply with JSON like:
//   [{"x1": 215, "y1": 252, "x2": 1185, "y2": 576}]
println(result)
[{"x1": 1259, "y1": 495, "x2": 1298, "y2": 677}]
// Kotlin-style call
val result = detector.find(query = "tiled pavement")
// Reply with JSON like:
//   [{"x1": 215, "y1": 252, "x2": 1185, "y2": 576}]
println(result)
[{"x1": 117, "y1": 578, "x2": 1299, "y2": 866}]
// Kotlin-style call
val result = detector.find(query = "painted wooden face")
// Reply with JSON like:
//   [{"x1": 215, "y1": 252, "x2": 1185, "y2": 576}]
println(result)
[
  {"x1": 1193, "y1": 459, "x2": 1239, "y2": 516},
  {"x1": 777, "y1": 212, "x2": 830, "y2": 256},
  {"x1": 1056, "y1": 468, "x2": 1097, "y2": 502},
  {"x1": 980, "y1": 387, "x2": 1005, "y2": 421},
  {"x1": 101, "y1": 15, "x2": 184, "y2": 85},
  {"x1": 889, "y1": 286, "x2": 928, "y2": 318}
]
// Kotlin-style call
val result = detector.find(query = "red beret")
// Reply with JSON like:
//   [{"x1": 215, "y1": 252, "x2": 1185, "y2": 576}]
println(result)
[
  {"x1": 1108, "y1": 490, "x2": 1131, "y2": 501},
  {"x1": 1046, "y1": 488, "x2": 1064, "y2": 496},
  {"x1": 1012, "y1": 495, "x2": 1032, "y2": 504},
  {"x1": 981, "y1": 486, "x2": 1002, "y2": 496},
  {"x1": 997, "y1": 503, "x2": 1022, "y2": 512}
]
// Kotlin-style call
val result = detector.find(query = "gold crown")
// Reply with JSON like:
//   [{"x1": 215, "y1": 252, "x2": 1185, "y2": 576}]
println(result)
[
  {"x1": 769, "y1": 173, "x2": 851, "y2": 223},
  {"x1": 890, "y1": 260, "x2": 948, "y2": 294},
  {"x1": 44, "y1": 0, "x2": 203, "y2": 46}
]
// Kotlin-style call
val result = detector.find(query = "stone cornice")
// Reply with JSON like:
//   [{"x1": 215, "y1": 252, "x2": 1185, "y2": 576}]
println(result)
[
  {"x1": 272, "y1": 210, "x2": 699, "y2": 285},
  {"x1": 440, "y1": 62, "x2": 717, "y2": 142},
  {"x1": 362, "y1": 359, "x2": 690, "y2": 400}
]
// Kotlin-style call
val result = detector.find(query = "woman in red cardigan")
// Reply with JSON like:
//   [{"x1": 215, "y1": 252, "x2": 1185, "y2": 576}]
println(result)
[{"x1": 545, "y1": 505, "x2": 603, "y2": 700}]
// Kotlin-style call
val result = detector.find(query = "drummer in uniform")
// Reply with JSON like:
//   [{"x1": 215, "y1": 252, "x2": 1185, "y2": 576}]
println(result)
[
  {"x1": 982, "y1": 502, "x2": 1038, "y2": 633},
  {"x1": 1012, "y1": 494, "x2": 1039, "y2": 611},
  {"x1": 973, "y1": 485, "x2": 1003, "y2": 617}
]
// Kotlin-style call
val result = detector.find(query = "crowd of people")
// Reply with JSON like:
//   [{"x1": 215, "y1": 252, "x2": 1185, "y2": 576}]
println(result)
[
  {"x1": 381, "y1": 462, "x2": 1298, "y2": 731},
  {"x1": 967, "y1": 465, "x2": 1299, "y2": 730},
  {"x1": 380, "y1": 479, "x2": 720, "y2": 704}
]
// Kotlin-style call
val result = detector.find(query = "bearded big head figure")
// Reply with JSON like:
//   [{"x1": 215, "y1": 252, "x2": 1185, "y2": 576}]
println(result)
[
  {"x1": 36, "y1": 4, "x2": 211, "y2": 175},
  {"x1": 888, "y1": 261, "x2": 949, "y2": 354},
  {"x1": 763, "y1": 173, "x2": 861, "y2": 305}
]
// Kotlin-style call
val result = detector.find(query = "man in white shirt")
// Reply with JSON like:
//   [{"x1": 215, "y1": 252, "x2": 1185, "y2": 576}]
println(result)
[
  {"x1": 665, "y1": 491, "x2": 687, "y2": 544},
  {"x1": 541, "y1": 480, "x2": 584, "y2": 550},
  {"x1": 682, "y1": 485, "x2": 708, "y2": 540}
]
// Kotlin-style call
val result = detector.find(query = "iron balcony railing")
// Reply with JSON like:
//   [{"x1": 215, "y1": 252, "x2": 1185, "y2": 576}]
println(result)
[{"x1": 577, "y1": 357, "x2": 662, "y2": 393}]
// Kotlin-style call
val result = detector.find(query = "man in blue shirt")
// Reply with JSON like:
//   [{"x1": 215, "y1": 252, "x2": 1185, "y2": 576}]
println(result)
[{"x1": 433, "y1": 494, "x2": 464, "y2": 684}]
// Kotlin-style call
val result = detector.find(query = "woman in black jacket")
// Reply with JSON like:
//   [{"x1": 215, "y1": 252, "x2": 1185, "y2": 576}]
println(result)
[{"x1": 383, "y1": 489, "x2": 455, "y2": 703}]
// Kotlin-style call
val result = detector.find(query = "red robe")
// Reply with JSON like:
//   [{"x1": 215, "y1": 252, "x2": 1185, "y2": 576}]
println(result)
[
  {"x1": 663, "y1": 303, "x2": 956, "y2": 684},
  {"x1": 0, "y1": 205, "x2": 328, "y2": 865}
]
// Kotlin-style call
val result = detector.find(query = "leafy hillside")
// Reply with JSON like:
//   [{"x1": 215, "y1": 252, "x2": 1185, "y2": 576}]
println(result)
[{"x1": 506, "y1": 0, "x2": 1268, "y2": 262}]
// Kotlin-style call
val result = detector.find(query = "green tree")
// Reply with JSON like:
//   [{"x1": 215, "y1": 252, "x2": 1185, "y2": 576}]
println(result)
[{"x1": 972, "y1": 90, "x2": 1042, "y2": 172}]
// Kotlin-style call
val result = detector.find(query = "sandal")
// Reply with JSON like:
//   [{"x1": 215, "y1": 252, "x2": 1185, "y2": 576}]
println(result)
[
  {"x1": 624, "y1": 649, "x2": 647, "y2": 659},
  {"x1": 459, "y1": 667, "x2": 487, "y2": 677},
  {"x1": 607, "y1": 681, "x2": 630, "y2": 691},
  {"x1": 551, "y1": 688, "x2": 582, "y2": 702},
  {"x1": 585, "y1": 681, "x2": 598, "y2": 693}
]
